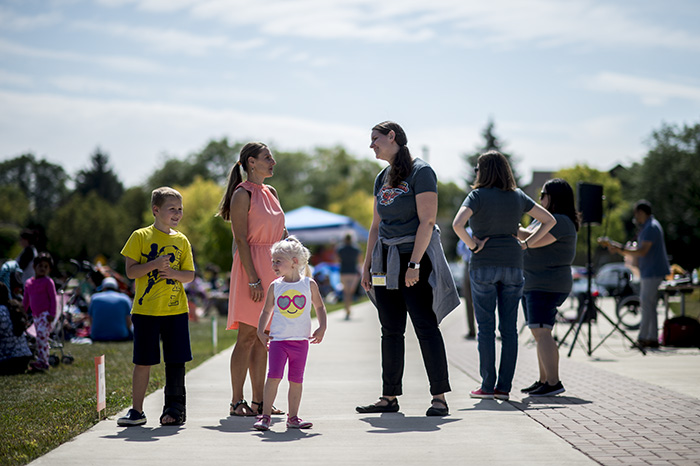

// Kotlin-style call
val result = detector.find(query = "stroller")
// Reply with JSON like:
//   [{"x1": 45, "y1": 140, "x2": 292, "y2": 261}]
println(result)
[
  {"x1": 24, "y1": 259, "x2": 94, "y2": 367},
  {"x1": 25, "y1": 308, "x2": 75, "y2": 367}
]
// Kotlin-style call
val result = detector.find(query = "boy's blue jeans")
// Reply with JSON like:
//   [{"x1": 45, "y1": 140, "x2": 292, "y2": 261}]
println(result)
[{"x1": 470, "y1": 266, "x2": 524, "y2": 393}]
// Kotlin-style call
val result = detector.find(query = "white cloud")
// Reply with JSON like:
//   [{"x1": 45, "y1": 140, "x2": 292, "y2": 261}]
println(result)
[
  {"x1": 0, "y1": 69, "x2": 34, "y2": 86},
  {"x1": 584, "y1": 72, "x2": 700, "y2": 106},
  {"x1": 0, "y1": 38, "x2": 168, "y2": 74},
  {"x1": 95, "y1": 0, "x2": 700, "y2": 50},
  {"x1": 0, "y1": 89, "x2": 649, "y2": 190},
  {"x1": 443, "y1": 1, "x2": 700, "y2": 51},
  {"x1": 48, "y1": 75, "x2": 144, "y2": 96},
  {"x1": 71, "y1": 20, "x2": 265, "y2": 56},
  {"x1": 0, "y1": 6, "x2": 61, "y2": 31},
  {"x1": 95, "y1": 0, "x2": 199, "y2": 13},
  {"x1": 496, "y1": 115, "x2": 644, "y2": 184},
  {"x1": 167, "y1": 85, "x2": 276, "y2": 105},
  {"x1": 0, "y1": 90, "x2": 368, "y2": 186}
]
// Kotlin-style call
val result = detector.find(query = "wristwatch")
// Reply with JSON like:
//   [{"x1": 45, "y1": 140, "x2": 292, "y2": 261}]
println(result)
[{"x1": 408, "y1": 261, "x2": 421, "y2": 270}]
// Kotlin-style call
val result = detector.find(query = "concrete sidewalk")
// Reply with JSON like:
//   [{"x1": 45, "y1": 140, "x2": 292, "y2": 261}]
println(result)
[
  {"x1": 446, "y1": 296, "x2": 700, "y2": 465},
  {"x1": 30, "y1": 297, "x2": 700, "y2": 466}
]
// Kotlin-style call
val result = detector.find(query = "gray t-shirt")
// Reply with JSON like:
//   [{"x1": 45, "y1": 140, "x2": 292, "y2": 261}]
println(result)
[
  {"x1": 336, "y1": 244, "x2": 360, "y2": 274},
  {"x1": 523, "y1": 214, "x2": 577, "y2": 293},
  {"x1": 374, "y1": 158, "x2": 438, "y2": 254},
  {"x1": 637, "y1": 216, "x2": 670, "y2": 279},
  {"x1": 462, "y1": 187, "x2": 535, "y2": 269}
]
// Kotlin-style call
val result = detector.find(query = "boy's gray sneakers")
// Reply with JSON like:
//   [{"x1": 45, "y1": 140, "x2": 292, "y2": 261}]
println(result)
[{"x1": 117, "y1": 409, "x2": 147, "y2": 426}]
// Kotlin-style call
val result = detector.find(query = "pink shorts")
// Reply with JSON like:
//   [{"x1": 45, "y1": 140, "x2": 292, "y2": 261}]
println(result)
[{"x1": 267, "y1": 340, "x2": 309, "y2": 384}]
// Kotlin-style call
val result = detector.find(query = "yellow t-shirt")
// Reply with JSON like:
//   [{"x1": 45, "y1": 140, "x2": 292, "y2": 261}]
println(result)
[{"x1": 120, "y1": 225, "x2": 195, "y2": 316}]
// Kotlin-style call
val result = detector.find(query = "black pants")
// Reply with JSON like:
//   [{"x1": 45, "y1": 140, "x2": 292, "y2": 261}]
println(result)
[{"x1": 373, "y1": 252, "x2": 451, "y2": 396}]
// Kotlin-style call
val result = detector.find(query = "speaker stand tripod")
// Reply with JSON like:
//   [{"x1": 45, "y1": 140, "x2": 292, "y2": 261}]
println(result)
[{"x1": 558, "y1": 223, "x2": 646, "y2": 356}]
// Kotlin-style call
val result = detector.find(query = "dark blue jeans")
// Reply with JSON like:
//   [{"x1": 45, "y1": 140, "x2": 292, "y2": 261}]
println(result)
[
  {"x1": 374, "y1": 252, "x2": 451, "y2": 396},
  {"x1": 470, "y1": 266, "x2": 524, "y2": 393}
]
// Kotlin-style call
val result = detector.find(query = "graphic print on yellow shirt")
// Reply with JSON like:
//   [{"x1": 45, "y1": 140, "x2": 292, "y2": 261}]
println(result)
[{"x1": 121, "y1": 225, "x2": 194, "y2": 316}]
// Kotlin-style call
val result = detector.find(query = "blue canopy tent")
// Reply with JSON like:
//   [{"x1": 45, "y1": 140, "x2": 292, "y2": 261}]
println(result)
[{"x1": 285, "y1": 206, "x2": 369, "y2": 244}]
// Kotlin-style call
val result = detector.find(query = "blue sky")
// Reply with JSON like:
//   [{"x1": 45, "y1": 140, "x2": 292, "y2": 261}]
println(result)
[{"x1": 1, "y1": 0, "x2": 699, "y2": 189}]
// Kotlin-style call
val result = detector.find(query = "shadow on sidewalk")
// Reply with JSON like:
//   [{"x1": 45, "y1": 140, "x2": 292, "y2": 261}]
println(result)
[
  {"x1": 255, "y1": 430, "x2": 322, "y2": 442},
  {"x1": 203, "y1": 417, "x2": 322, "y2": 440},
  {"x1": 358, "y1": 413, "x2": 459, "y2": 433},
  {"x1": 457, "y1": 399, "x2": 517, "y2": 412},
  {"x1": 203, "y1": 416, "x2": 285, "y2": 434},
  {"x1": 510, "y1": 396, "x2": 592, "y2": 411},
  {"x1": 101, "y1": 425, "x2": 184, "y2": 442}
]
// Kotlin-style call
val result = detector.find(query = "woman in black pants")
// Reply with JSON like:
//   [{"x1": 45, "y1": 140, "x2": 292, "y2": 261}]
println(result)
[{"x1": 356, "y1": 121, "x2": 458, "y2": 417}]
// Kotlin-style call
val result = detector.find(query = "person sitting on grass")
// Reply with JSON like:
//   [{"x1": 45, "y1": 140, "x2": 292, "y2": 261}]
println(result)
[
  {"x1": 117, "y1": 187, "x2": 195, "y2": 427},
  {"x1": 0, "y1": 283, "x2": 32, "y2": 375},
  {"x1": 88, "y1": 276, "x2": 133, "y2": 342},
  {"x1": 253, "y1": 237, "x2": 327, "y2": 431}
]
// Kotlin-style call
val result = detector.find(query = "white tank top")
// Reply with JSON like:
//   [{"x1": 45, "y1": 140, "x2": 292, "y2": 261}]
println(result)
[{"x1": 270, "y1": 276, "x2": 312, "y2": 341}]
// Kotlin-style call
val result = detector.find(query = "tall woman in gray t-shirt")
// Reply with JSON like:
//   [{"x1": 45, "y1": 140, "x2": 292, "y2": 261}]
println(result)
[
  {"x1": 452, "y1": 151, "x2": 556, "y2": 400},
  {"x1": 517, "y1": 178, "x2": 579, "y2": 397},
  {"x1": 356, "y1": 121, "x2": 452, "y2": 417}
]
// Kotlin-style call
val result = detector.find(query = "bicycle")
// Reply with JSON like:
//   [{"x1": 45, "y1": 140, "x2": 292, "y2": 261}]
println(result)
[{"x1": 607, "y1": 267, "x2": 642, "y2": 330}]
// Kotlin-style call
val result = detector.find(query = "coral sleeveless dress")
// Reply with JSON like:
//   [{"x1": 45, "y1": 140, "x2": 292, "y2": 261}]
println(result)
[{"x1": 227, "y1": 181, "x2": 285, "y2": 330}]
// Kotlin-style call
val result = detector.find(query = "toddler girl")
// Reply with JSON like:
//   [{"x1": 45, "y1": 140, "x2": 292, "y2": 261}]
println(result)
[
  {"x1": 254, "y1": 237, "x2": 327, "y2": 431},
  {"x1": 23, "y1": 253, "x2": 57, "y2": 371}
]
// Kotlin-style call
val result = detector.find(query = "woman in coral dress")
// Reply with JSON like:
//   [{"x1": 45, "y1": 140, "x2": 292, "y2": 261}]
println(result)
[{"x1": 217, "y1": 142, "x2": 286, "y2": 416}]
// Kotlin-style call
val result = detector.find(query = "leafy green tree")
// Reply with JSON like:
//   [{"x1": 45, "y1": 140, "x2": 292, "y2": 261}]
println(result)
[
  {"x1": 307, "y1": 146, "x2": 381, "y2": 211},
  {"x1": 0, "y1": 153, "x2": 69, "y2": 226},
  {"x1": 146, "y1": 156, "x2": 203, "y2": 191},
  {"x1": 193, "y1": 138, "x2": 244, "y2": 185},
  {"x1": 74, "y1": 149, "x2": 124, "y2": 203},
  {"x1": 463, "y1": 119, "x2": 521, "y2": 188},
  {"x1": 0, "y1": 185, "x2": 30, "y2": 258},
  {"x1": 272, "y1": 146, "x2": 381, "y2": 214},
  {"x1": 618, "y1": 122, "x2": 700, "y2": 269},
  {"x1": 554, "y1": 165, "x2": 625, "y2": 266},
  {"x1": 436, "y1": 181, "x2": 467, "y2": 261},
  {"x1": 176, "y1": 177, "x2": 231, "y2": 271},
  {"x1": 0, "y1": 185, "x2": 30, "y2": 227},
  {"x1": 118, "y1": 186, "x2": 150, "y2": 234},
  {"x1": 146, "y1": 138, "x2": 243, "y2": 190},
  {"x1": 268, "y1": 149, "x2": 313, "y2": 211},
  {"x1": 328, "y1": 190, "x2": 374, "y2": 231},
  {"x1": 0, "y1": 225, "x2": 20, "y2": 259},
  {"x1": 47, "y1": 192, "x2": 131, "y2": 262}
]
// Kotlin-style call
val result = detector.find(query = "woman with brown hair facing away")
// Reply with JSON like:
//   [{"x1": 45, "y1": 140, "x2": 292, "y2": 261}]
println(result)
[
  {"x1": 518, "y1": 178, "x2": 579, "y2": 397},
  {"x1": 452, "y1": 151, "x2": 556, "y2": 401},
  {"x1": 218, "y1": 142, "x2": 286, "y2": 416}
]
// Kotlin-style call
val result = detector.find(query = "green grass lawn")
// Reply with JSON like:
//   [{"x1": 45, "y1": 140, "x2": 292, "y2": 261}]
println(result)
[
  {"x1": 0, "y1": 314, "x2": 236, "y2": 466},
  {"x1": 0, "y1": 301, "x2": 351, "y2": 466}
]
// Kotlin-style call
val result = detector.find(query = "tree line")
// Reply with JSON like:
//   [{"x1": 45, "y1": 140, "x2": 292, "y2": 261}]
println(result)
[{"x1": 1, "y1": 120, "x2": 698, "y2": 275}]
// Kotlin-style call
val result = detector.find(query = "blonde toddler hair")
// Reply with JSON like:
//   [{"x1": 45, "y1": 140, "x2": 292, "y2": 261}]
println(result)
[{"x1": 271, "y1": 236, "x2": 312, "y2": 277}]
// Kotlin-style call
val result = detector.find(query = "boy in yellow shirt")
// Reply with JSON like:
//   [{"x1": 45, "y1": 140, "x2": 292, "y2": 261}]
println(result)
[{"x1": 118, "y1": 187, "x2": 195, "y2": 427}]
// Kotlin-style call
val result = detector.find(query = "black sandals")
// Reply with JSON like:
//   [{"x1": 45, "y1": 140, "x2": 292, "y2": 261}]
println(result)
[
  {"x1": 425, "y1": 398, "x2": 449, "y2": 417},
  {"x1": 355, "y1": 396, "x2": 400, "y2": 413}
]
